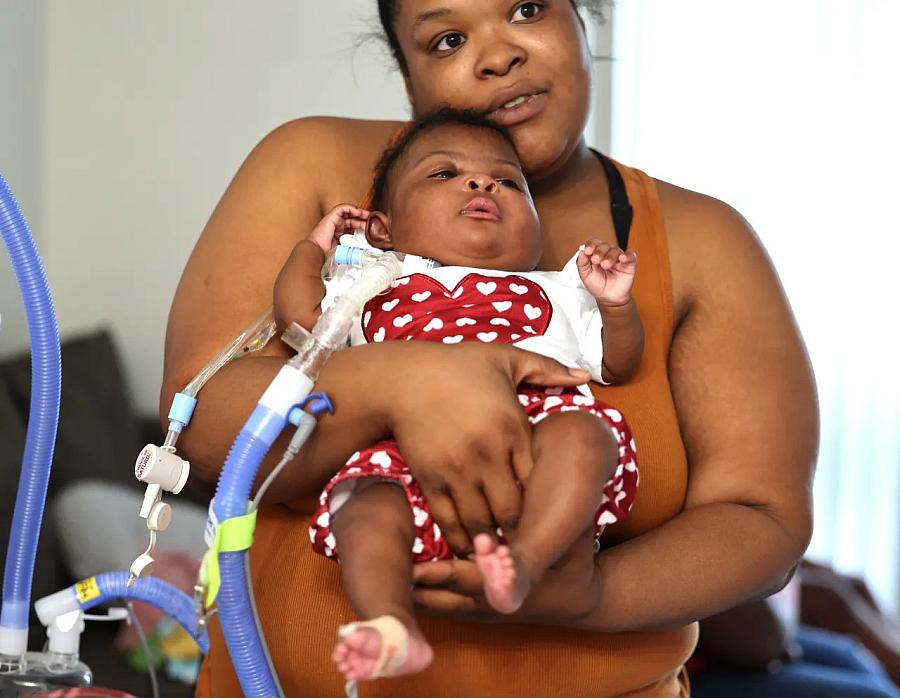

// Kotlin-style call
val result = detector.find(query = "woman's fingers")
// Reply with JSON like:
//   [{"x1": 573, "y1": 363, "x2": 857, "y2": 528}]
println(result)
[
  {"x1": 510, "y1": 440, "x2": 536, "y2": 488},
  {"x1": 449, "y1": 481, "x2": 497, "y2": 547},
  {"x1": 422, "y1": 489, "x2": 471, "y2": 556},
  {"x1": 412, "y1": 559, "x2": 487, "y2": 613},
  {"x1": 412, "y1": 588, "x2": 482, "y2": 614},
  {"x1": 412, "y1": 558, "x2": 484, "y2": 592},
  {"x1": 507, "y1": 347, "x2": 590, "y2": 387},
  {"x1": 481, "y1": 470, "x2": 522, "y2": 534}
]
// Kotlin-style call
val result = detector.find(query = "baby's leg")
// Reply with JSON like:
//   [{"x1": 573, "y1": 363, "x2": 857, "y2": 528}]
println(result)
[
  {"x1": 476, "y1": 410, "x2": 618, "y2": 614},
  {"x1": 330, "y1": 482, "x2": 434, "y2": 681}
]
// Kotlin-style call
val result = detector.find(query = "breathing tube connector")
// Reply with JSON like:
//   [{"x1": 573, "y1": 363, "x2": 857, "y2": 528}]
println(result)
[
  {"x1": 0, "y1": 174, "x2": 62, "y2": 660},
  {"x1": 210, "y1": 252, "x2": 403, "y2": 698},
  {"x1": 35, "y1": 573, "x2": 208, "y2": 654}
]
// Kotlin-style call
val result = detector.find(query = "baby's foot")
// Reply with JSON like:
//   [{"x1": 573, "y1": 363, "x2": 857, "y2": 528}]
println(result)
[
  {"x1": 332, "y1": 616, "x2": 433, "y2": 683},
  {"x1": 474, "y1": 533, "x2": 531, "y2": 614}
]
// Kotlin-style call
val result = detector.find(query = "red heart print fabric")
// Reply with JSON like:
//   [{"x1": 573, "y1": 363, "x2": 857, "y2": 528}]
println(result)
[{"x1": 361, "y1": 273, "x2": 553, "y2": 345}]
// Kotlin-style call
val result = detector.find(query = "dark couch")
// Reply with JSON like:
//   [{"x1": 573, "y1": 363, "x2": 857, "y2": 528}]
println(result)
[{"x1": 0, "y1": 330, "x2": 203, "y2": 697}]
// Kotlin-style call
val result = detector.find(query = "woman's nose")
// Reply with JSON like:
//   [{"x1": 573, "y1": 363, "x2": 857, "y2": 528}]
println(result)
[
  {"x1": 465, "y1": 175, "x2": 498, "y2": 193},
  {"x1": 475, "y1": 40, "x2": 526, "y2": 78}
]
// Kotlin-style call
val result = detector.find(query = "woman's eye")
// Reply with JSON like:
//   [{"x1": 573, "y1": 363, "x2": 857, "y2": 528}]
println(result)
[
  {"x1": 430, "y1": 170, "x2": 456, "y2": 179},
  {"x1": 499, "y1": 179, "x2": 522, "y2": 191},
  {"x1": 433, "y1": 33, "x2": 466, "y2": 53},
  {"x1": 511, "y1": 2, "x2": 544, "y2": 22}
]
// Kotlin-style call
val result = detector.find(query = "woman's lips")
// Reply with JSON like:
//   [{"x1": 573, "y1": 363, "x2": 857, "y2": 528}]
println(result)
[
  {"x1": 487, "y1": 92, "x2": 548, "y2": 127},
  {"x1": 460, "y1": 197, "x2": 502, "y2": 221}
]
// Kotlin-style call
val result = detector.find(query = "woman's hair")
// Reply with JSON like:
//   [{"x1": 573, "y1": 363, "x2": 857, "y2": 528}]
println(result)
[
  {"x1": 370, "y1": 107, "x2": 518, "y2": 211},
  {"x1": 377, "y1": 1, "x2": 609, "y2": 73}
]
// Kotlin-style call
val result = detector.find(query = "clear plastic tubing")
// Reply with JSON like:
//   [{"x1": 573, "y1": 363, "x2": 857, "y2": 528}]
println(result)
[
  {"x1": 182, "y1": 308, "x2": 279, "y2": 399},
  {"x1": 325, "y1": 244, "x2": 439, "y2": 279},
  {"x1": 0, "y1": 174, "x2": 62, "y2": 659}
]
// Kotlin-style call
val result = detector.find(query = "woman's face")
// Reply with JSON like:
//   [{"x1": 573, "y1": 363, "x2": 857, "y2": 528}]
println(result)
[{"x1": 393, "y1": 0, "x2": 592, "y2": 180}]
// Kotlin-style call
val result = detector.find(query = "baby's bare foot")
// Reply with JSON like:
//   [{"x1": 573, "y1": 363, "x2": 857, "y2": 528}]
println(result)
[
  {"x1": 332, "y1": 616, "x2": 433, "y2": 683},
  {"x1": 474, "y1": 533, "x2": 531, "y2": 614}
]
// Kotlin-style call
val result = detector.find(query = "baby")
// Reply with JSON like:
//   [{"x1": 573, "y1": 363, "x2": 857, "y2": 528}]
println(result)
[{"x1": 273, "y1": 108, "x2": 643, "y2": 686}]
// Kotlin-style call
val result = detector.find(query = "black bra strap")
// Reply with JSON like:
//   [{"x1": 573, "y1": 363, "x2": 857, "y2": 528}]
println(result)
[{"x1": 591, "y1": 149, "x2": 633, "y2": 250}]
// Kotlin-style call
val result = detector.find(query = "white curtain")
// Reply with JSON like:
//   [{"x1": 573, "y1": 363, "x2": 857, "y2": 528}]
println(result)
[{"x1": 609, "y1": 0, "x2": 900, "y2": 613}]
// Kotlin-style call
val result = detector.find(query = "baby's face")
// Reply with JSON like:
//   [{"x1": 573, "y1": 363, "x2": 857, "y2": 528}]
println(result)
[{"x1": 383, "y1": 125, "x2": 542, "y2": 271}]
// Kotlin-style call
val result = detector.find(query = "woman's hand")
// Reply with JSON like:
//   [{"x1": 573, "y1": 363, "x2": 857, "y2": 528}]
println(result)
[
  {"x1": 383, "y1": 342, "x2": 590, "y2": 557},
  {"x1": 411, "y1": 531, "x2": 599, "y2": 625}
]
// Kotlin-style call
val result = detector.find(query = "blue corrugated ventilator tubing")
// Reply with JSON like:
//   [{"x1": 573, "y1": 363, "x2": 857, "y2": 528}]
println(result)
[
  {"x1": 79, "y1": 573, "x2": 209, "y2": 653},
  {"x1": 0, "y1": 173, "x2": 62, "y2": 646},
  {"x1": 213, "y1": 429, "x2": 282, "y2": 696}
]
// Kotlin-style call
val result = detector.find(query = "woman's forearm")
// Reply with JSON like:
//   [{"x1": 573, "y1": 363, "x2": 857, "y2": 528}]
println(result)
[
  {"x1": 173, "y1": 344, "x2": 393, "y2": 504},
  {"x1": 581, "y1": 501, "x2": 805, "y2": 633}
]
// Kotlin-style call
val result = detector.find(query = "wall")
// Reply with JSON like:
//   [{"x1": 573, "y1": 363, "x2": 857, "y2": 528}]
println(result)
[
  {"x1": 0, "y1": 0, "x2": 42, "y2": 358},
  {"x1": 2, "y1": 2, "x2": 612, "y2": 415},
  {"x1": 39, "y1": 0, "x2": 409, "y2": 413}
]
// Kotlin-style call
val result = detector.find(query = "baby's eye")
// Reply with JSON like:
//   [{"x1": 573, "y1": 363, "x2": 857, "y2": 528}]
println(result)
[
  {"x1": 433, "y1": 33, "x2": 466, "y2": 53},
  {"x1": 429, "y1": 170, "x2": 456, "y2": 179},
  {"x1": 499, "y1": 179, "x2": 522, "y2": 191},
  {"x1": 511, "y1": 2, "x2": 544, "y2": 22}
]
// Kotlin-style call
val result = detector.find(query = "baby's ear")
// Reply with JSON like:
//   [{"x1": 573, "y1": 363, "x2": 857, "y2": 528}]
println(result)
[{"x1": 365, "y1": 211, "x2": 393, "y2": 250}]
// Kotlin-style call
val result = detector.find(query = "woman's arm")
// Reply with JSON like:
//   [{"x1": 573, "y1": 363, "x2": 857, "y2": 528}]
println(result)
[
  {"x1": 582, "y1": 186, "x2": 817, "y2": 630},
  {"x1": 412, "y1": 186, "x2": 818, "y2": 630}
]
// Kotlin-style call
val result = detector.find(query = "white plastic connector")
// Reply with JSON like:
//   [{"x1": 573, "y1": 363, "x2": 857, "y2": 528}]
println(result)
[
  {"x1": 148, "y1": 501, "x2": 172, "y2": 532},
  {"x1": 83, "y1": 607, "x2": 129, "y2": 622},
  {"x1": 139, "y1": 483, "x2": 162, "y2": 519},
  {"x1": 135, "y1": 444, "x2": 190, "y2": 494},
  {"x1": 47, "y1": 610, "x2": 84, "y2": 655},
  {"x1": 129, "y1": 553, "x2": 155, "y2": 579},
  {"x1": 258, "y1": 365, "x2": 315, "y2": 416},
  {"x1": 35, "y1": 587, "x2": 80, "y2": 627},
  {"x1": 0, "y1": 626, "x2": 28, "y2": 657}
]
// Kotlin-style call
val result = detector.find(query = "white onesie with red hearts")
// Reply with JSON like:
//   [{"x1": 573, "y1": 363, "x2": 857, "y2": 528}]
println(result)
[
  {"x1": 309, "y1": 249, "x2": 640, "y2": 562},
  {"x1": 332, "y1": 250, "x2": 606, "y2": 390}
]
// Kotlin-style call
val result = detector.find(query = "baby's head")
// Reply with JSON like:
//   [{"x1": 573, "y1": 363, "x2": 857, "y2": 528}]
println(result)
[{"x1": 365, "y1": 108, "x2": 542, "y2": 271}]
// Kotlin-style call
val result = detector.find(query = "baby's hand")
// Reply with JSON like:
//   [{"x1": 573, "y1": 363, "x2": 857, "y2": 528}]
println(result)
[
  {"x1": 576, "y1": 239, "x2": 637, "y2": 306},
  {"x1": 308, "y1": 204, "x2": 371, "y2": 255}
]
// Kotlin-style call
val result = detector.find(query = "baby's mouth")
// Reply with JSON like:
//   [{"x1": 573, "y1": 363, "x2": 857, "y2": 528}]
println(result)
[{"x1": 460, "y1": 197, "x2": 502, "y2": 221}]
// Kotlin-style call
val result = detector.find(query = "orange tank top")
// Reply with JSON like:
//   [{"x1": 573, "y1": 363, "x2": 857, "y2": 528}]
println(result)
[{"x1": 195, "y1": 160, "x2": 698, "y2": 698}]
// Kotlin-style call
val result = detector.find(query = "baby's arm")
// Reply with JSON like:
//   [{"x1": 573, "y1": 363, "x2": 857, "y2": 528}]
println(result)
[
  {"x1": 576, "y1": 240, "x2": 644, "y2": 384},
  {"x1": 273, "y1": 204, "x2": 370, "y2": 331}
]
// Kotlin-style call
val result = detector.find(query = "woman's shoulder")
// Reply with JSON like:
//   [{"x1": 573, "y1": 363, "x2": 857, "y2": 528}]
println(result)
[
  {"x1": 651, "y1": 176, "x2": 774, "y2": 321},
  {"x1": 653, "y1": 177, "x2": 753, "y2": 244},
  {"x1": 260, "y1": 116, "x2": 406, "y2": 170},
  {"x1": 266, "y1": 115, "x2": 406, "y2": 150},
  {"x1": 253, "y1": 116, "x2": 408, "y2": 204}
]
